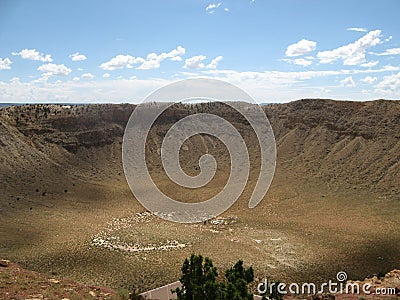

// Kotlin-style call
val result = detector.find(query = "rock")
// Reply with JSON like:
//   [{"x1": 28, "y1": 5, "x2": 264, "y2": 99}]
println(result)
[
  {"x1": 48, "y1": 278, "x2": 60, "y2": 284},
  {"x1": 25, "y1": 294, "x2": 44, "y2": 300},
  {"x1": 0, "y1": 259, "x2": 10, "y2": 267},
  {"x1": 89, "y1": 290, "x2": 96, "y2": 297}
]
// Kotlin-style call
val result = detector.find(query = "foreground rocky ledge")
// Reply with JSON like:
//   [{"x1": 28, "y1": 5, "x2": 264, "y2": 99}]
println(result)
[{"x1": 1, "y1": 259, "x2": 399, "y2": 300}]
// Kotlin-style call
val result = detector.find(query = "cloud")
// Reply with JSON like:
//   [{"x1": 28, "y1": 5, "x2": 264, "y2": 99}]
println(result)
[
  {"x1": 0, "y1": 77, "x2": 171, "y2": 103},
  {"x1": 0, "y1": 58, "x2": 12, "y2": 70},
  {"x1": 283, "y1": 58, "x2": 313, "y2": 66},
  {"x1": 375, "y1": 72, "x2": 400, "y2": 92},
  {"x1": 224, "y1": 8, "x2": 229, "y2": 12},
  {"x1": 184, "y1": 55, "x2": 206, "y2": 69},
  {"x1": 100, "y1": 54, "x2": 144, "y2": 70},
  {"x1": 293, "y1": 58, "x2": 313, "y2": 66},
  {"x1": 81, "y1": 73, "x2": 94, "y2": 79},
  {"x1": 70, "y1": 52, "x2": 87, "y2": 61},
  {"x1": 371, "y1": 47, "x2": 400, "y2": 56},
  {"x1": 317, "y1": 30, "x2": 381, "y2": 65},
  {"x1": 347, "y1": 27, "x2": 367, "y2": 32},
  {"x1": 340, "y1": 76, "x2": 356, "y2": 87},
  {"x1": 12, "y1": 48, "x2": 53, "y2": 62},
  {"x1": 360, "y1": 61, "x2": 379, "y2": 67},
  {"x1": 207, "y1": 56, "x2": 223, "y2": 69},
  {"x1": 183, "y1": 55, "x2": 223, "y2": 70},
  {"x1": 3, "y1": 64, "x2": 400, "y2": 103},
  {"x1": 206, "y1": 2, "x2": 221, "y2": 13},
  {"x1": 37, "y1": 63, "x2": 72, "y2": 77},
  {"x1": 203, "y1": 69, "x2": 350, "y2": 87},
  {"x1": 102, "y1": 73, "x2": 110, "y2": 78},
  {"x1": 286, "y1": 39, "x2": 317, "y2": 57},
  {"x1": 352, "y1": 64, "x2": 400, "y2": 75},
  {"x1": 360, "y1": 76, "x2": 377, "y2": 84},
  {"x1": 137, "y1": 46, "x2": 186, "y2": 70},
  {"x1": 385, "y1": 36, "x2": 393, "y2": 42},
  {"x1": 100, "y1": 46, "x2": 185, "y2": 70},
  {"x1": 168, "y1": 46, "x2": 186, "y2": 61}
]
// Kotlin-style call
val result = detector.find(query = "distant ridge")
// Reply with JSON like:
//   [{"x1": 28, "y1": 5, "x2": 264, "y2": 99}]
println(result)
[{"x1": 0, "y1": 103, "x2": 90, "y2": 107}]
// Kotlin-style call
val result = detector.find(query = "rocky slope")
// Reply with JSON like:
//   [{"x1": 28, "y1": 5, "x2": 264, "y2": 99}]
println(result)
[
  {"x1": 1, "y1": 99, "x2": 399, "y2": 199},
  {"x1": 265, "y1": 99, "x2": 400, "y2": 197}
]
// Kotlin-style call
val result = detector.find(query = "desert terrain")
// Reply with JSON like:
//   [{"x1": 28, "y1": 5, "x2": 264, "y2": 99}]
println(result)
[{"x1": 0, "y1": 99, "x2": 399, "y2": 295}]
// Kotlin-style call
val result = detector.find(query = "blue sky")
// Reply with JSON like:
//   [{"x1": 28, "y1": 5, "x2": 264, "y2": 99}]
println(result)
[{"x1": 0, "y1": 0, "x2": 399, "y2": 103}]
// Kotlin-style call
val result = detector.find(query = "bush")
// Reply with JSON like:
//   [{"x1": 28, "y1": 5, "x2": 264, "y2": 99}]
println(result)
[{"x1": 174, "y1": 254, "x2": 254, "y2": 300}]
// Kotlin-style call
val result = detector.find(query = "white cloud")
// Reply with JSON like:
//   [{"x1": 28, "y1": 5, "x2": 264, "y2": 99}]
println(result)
[
  {"x1": 340, "y1": 76, "x2": 356, "y2": 87},
  {"x1": 183, "y1": 55, "x2": 223, "y2": 70},
  {"x1": 10, "y1": 77, "x2": 20, "y2": 83},
  {"x1": 184, "y1": 55, "x2": 207, "y2": 69},
  {"x1": 360, "y1": 61, "x2": 379, "y2": 67},
  {"x1": 70, "y1": 52, "x2": 87, "y2": 61},
  {"x1": 347, "y1": 27, "x2": 367, "y2": 32},
  {"x1": 293, "y1": 58, "x2": 312, "y2": 66},
  {"x1": 286, "y1": 39, "x2": 317, "y2": 57},
  {"x1": 100, "y1": 46, "x2": 185, "y2": 71},
  {"x1": 102, "y1": 73, "x2": 110, "y2": 78},
  {"x1": 0, "y1": 58, "x2": 12, "y2": 70},
  {"x1": 206, "y1": 56, "x2": 223, "y2": 69},
  {"x1": 317, "y1": 30, "x2": 381, "y2": 65},
  {"x1": 375, "y1": 72, "x2": 400, "y2": 92},
  {"x1": 203, "y1": 69, "x2": 349, "y2": 86},
  {"x1": 371, "y1": 47, "x2": 400, "y2": 56},
  {"x1": 0, "y1": 77, "x2": 171, "y2": 103},
  {"x1": 283, "y1": 58, "x2": 313, "y2": 66},
  {"x1": 352, "y1": 64, "x2": 400, "y2": 75},
  {"x1": 12, "y1": 48, "x2": 53, "y2": 62},
  {"x1": 37, "y1": 63, "x2": 72, "y2": 77},
  {"x1": 168, "y1": 46, "x2": 186, "y2": 61},
  {"x1": 360, "y1": 76, "x2": 377, "y2": 84},
  {"x1": 137, "y1": 46, "x2": 186, "y2": 70},
  {"x1": 206, "y1": 2, "x2": 221, "y2": 13},
  {"x1": 224, "y1": 7, "x2": 229, "y2": 12},
  {"x1": 81, "y1": 73, "x2": 94, "y2": 79},
  {"x1": 72, "y1": 77, "x2": 80, "y2": 81},
  {"x1": 3, "y1": 65, "x2": 400, "y2": 103},
  {"x1": 100, "y1": 54, "x2": 144, "y2": 70},
  {"x1": 385, "y1": 36, "x2": 393, "y2": 42}
]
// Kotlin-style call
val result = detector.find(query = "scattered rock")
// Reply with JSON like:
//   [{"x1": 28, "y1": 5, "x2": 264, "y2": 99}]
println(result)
[
  {"x1": 25, "y1": 294, "x2": 44, "y2": 300},
  {"x1": 48, "y1": 278, "x2": 60, "y2": 284},
  {"x1": 0, "y1": 259, "x2": 10, "y2": 267},
  {"x1": 89, "y1": 290, "x2": 96, "y2": 297}
]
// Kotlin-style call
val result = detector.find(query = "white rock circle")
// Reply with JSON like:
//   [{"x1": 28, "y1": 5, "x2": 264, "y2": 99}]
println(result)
[{"x1": 122, "y1": 78, "x2": 276, "y2": 223}]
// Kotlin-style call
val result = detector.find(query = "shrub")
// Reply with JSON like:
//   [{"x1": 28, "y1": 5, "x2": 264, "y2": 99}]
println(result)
[{"x1": 174, "y1": 254, "x2": 254, "y2": 300}]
